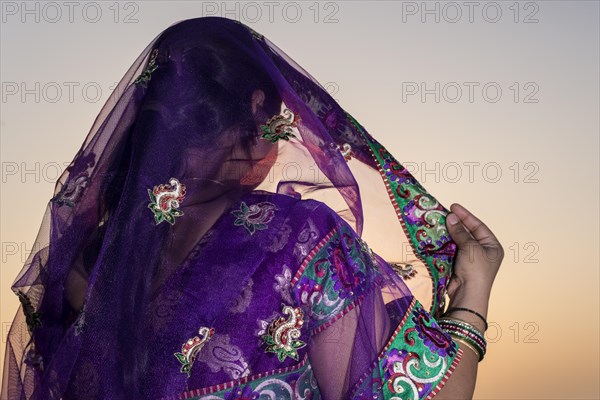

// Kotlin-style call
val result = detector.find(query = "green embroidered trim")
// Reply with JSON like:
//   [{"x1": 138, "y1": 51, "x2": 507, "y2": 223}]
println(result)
[
  {"x1": 345, "y1": 111, "x2": 454, "y2": 315},
  {"x1": 177, "y1": 354, "x2": 320, "y2": 399},
  {"x1": 351, "y1": 297, "x2": 463, "y2": 399},
  {"x1": 291, "y1": 222, "x2": 383, "y2": 334},
  {"x1": 15, "y1": 290, "x2": 41, "y2": 334}
]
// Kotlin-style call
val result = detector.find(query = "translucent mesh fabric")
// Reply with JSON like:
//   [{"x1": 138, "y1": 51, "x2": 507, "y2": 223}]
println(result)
[{"x1": 1, "y1": 17, "x2": 459, "y2": 399}]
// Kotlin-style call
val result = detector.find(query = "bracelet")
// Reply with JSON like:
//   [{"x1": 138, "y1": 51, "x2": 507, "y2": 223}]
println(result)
[
  {"x1": 449, "y1": 334, "x2": 484, "y2": 361},
  {"x1": 438, "y1": 317, "x2": 487, "y2": 362},
  {"x1": 438, "y1": 317, "x2": 487, "y2": 346},
  {"x1": 438, "y1": 315, "x2": 486, "y2": 338},
  {"x1": 442, "y1": 307, "x2": 488, "y2": 332}
]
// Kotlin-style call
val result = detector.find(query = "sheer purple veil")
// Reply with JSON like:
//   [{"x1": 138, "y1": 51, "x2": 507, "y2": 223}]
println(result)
[{"x1": 2, "y1": 16, "x2": 458, "y2": 399}]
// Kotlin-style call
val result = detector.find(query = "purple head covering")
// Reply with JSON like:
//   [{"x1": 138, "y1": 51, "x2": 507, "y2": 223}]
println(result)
[{"x1": 2, "y1": 17, "x2": 460, "y2": 399}]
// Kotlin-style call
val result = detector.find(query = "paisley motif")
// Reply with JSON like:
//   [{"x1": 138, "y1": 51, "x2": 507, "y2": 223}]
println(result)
[
  {"x1": 261, "y1": 304, "x2": 306, "y2": 362},
  {"x1": 174, "y1": 327, "x2": 215, "y2": 377},
  {"x1": 195, "y1": 333, "x2": 250, "y2": 380},
  {"x1": 259, "y1": 108, "x2": 300, "y2": 143},
  {"x1": 147, "y1": 177, "x2": 186, "y2": 225}
]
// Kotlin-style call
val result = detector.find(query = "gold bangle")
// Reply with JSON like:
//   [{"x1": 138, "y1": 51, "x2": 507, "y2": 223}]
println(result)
[{"x1": 450, "y1": 334, "x2": 483, "y2": 361}]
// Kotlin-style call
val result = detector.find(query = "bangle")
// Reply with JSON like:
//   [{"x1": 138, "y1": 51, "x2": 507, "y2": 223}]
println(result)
[
  {"x1": 442, "y1": 307, "x2": 488, "y2": 332},
  {"x1": 449, "y1": 334, "x2": 484, "y2": 361},
  {"x1": 438, "y1": 317, "x2": 487, "y2": 362},
  {"x1": 439, "y1": 315, "x2": 485, "y2": 337}
]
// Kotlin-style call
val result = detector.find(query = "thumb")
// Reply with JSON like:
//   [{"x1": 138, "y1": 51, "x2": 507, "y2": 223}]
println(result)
[{"x1": 446, "y1": 212, "x2": 475, "y2": 248}]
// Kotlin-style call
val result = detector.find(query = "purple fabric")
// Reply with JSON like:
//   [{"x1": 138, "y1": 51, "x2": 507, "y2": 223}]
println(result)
[{"x1": 1, "y1": 17, "x2": 460, "y2": 400}]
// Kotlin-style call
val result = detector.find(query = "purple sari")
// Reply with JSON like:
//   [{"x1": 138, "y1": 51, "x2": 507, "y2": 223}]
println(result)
[{"x1": 2, "y1": 17, "x2": 462, "y2": 399}]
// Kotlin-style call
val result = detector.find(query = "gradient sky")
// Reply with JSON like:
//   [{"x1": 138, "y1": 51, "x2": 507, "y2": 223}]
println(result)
[{"x1": 1, "y1": 1, "x2": 599, "y2": 398}]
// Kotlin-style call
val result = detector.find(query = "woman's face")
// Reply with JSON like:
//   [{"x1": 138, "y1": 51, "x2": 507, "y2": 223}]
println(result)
[{"x1": 182, "y1": 89, "x2": 279, "y2": 191}]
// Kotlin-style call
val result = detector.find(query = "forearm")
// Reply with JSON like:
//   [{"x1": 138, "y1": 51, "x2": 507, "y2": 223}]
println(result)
[{"x1": 435, "y1": 283, "x2": 491, "y2": 399}]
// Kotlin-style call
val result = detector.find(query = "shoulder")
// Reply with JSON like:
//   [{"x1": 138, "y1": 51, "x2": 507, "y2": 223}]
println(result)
[{"x1": 283, "y1": 199, "x2": 383, "y2": 335}]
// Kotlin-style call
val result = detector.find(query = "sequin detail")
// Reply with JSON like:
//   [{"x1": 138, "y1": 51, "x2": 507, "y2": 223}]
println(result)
[
  {"x1": 259, "y1": 109, "x2": 300, "y2": 143},
  {"x1": 174, "y1": 327, "x2": 215, "y2": 377},
  {"x1": 261, "y1": 304, "x2": 306, "y2": 362},
  {"x1": 134, "y1": 48, "x2": 159, "y2": 86},
  {"x1": 231, "y1": 201, "x2": 277, "y2": 235},
  {"x1": 147, "y1": 177, "x2": 186, "y2": 225},
  {"x1": 389, "y1": 262, "x2": 418, "y2": 280},
  {"x1": 338, "y1": 143, "x2": 353, "y2": 161}
]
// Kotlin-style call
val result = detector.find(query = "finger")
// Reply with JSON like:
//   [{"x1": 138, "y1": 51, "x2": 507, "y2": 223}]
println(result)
[
  {"x1": 450, "y1": 203, "x2": 500, "y2": 246},
  {"x1": 445, "y1": 212, "x2": 476, "y2": 248}
]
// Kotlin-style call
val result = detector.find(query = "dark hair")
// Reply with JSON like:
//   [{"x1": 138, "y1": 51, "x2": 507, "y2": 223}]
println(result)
[
  {"x1": 117, "y1": 19, "x2": 283, "y2": 396},
  {"x1": 148, "y1": 19, "x2": 282, "y2": 157}
]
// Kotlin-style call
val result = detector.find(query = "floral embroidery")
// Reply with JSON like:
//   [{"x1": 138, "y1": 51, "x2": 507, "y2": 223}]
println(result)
[
  {"x1": 338, "y1": 142, "x2": 353, "y2": 161},
  {"x1": 273, "y1": 265, "x2": 294, "y2": 303},
  {"x1": 259, "y1": 109, "x2": 300, "y2": 143},
  {"x1": 174, "y1": 326, "x2": 215, "y2": 377},
  {"x1": 134, "y1": 48, "x2": 159, "y2": 86},
  {"x1": 231, "y1": 201, "x2": 277, "y2": 235},
  {"x1": 147, "y1": 177, "x2": 186, "y2": 225},
  {"x1": 389, "y1": 261, "x2": 418, "y2": 280},
  {"x1": 50, "y1": 173, "x2": 89, "y2": 208},
  {"x1": 15, "y1": 290, "x2": 41, "y2": 334},
  {"x1": 261, "y1": 304, "x2": 306, "y2": 362}
]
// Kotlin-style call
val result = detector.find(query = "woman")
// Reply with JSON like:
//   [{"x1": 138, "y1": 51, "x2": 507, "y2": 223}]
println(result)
[{"x1": 1, "y1": 17, "x2": 503, "y2": 399}]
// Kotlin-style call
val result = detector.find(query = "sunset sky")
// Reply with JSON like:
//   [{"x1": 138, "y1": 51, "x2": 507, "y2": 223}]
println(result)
[{"x1": 1, "y1": 2, "x2": 598, "y2": 398}]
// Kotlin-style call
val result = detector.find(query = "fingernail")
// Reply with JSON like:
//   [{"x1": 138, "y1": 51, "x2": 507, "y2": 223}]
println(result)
[{"x1": 447, "y1": 213, "x2": 458, "y2": 225}]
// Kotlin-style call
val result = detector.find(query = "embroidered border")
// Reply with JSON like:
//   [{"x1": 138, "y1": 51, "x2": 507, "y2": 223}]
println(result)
[
  {"x1": 349, "y1": 297, "x2": 464, "y2": 399},
  {"x1": 164, "y1": 353, "x2": 310, "y2": 399},
  {"x1": 291, "y1": 227, "x2": 337, "y2": 286},
  {"x1": 290, "y1": 221, "x2": 383, "y2": 335},
  {"x1": 345, "y1": 112, "x2": 455, "y2": 316}
]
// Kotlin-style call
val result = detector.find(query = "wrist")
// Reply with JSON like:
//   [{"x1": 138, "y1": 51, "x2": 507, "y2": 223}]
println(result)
[{"x1": 445, "y1": 283, "x2": 490, "y2": 333}]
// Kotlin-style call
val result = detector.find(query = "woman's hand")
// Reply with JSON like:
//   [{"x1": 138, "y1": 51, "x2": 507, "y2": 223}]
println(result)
[{"x1": 445, "y1": 202, "x2": 504, "y2": 296}]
